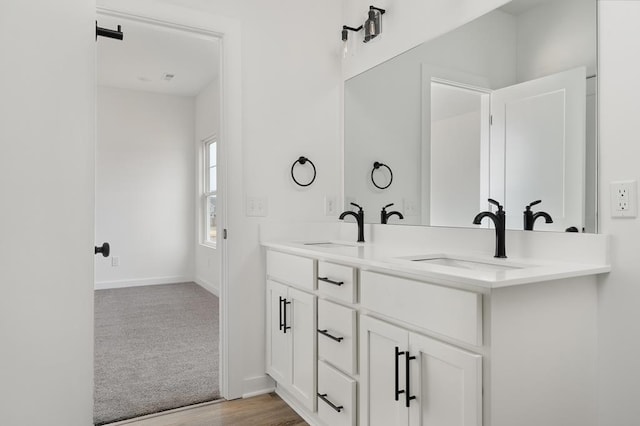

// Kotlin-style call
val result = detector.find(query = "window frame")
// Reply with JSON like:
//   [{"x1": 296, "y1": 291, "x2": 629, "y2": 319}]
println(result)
[{"x1": 202, "y1": 136, "x2": 218, "y2": 248}]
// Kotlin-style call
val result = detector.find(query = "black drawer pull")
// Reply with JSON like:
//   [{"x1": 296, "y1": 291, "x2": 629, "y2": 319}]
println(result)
[
  {"x1": 405, "y1": 351, "x2": 417, "y2": 407},
  {"x1": 318, "y1": 393, "x2": 343, "y2": 413},
  {"x1": 318, "y1": 276, "x2": 344, "y2": 286},
  {"x1": 395, "y1": 346, "x2": 405, "y2": 401},
  {"x1": 318, "y1": 329, "x2": 344, "y2": 342},
  {"x1": 283, "y1": 299, "x2": 291, "y2": 333},
  {"x1": 278, "y1": 296, "x2": 284, "y2": 331}
]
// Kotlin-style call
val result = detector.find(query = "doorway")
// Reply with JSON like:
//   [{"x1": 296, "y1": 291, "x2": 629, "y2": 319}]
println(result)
[{"x1": 94, "y1": 12, "x2": 224, "y2": 425}]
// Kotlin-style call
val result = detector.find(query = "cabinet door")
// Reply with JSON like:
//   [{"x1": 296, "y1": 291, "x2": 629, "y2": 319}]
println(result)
[
  {"x1": 266, "y1": 280, "x2": 291, "y2": 385},
  {"x1": 360, "y1": 315, "x2": 410, "y2": 426},
  {"x1": 288, "y1": 287, "x2": 317, "y2": 411},
  {"x1": 408, "y1": 333, "x2": 482, "y2": 426}
]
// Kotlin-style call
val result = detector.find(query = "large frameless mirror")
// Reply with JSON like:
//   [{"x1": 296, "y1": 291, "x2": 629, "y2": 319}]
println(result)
[{"x1": 344, "y1": 0, "x2": 597, "y2": 232}]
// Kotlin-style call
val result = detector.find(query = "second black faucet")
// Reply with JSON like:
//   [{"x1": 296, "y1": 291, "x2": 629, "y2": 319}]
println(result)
[{"x1": 381, "y1": 203, "x2": 404, "y2": 224}]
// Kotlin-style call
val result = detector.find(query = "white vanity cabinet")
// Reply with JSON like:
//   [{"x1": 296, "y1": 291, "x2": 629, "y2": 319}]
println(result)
[
  {"x1": 360, "y1": 316, "x2": 482, "y2": 426},
  {"x1": 266, "y1": 252, "x2": 317, "y2": 412},
  {"x1": 263, "y1": 245, "x2": 600, "y2": 426}
]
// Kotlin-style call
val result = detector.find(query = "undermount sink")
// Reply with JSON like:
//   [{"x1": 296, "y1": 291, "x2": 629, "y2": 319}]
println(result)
[
  {"x1": 303, "y1": 241, "x2": 358, "y2": 248},
  {"x1": 405, "y1": 255, "x2": 525, "y2": 272}
]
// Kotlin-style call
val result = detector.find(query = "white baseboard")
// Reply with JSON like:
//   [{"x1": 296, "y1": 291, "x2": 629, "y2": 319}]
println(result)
[
  {"x1": 242, "y1": 375, "x2": 275, "y2": 399},
  {"x1": 195, "y1": 277, "x2": 220, "y2": 296},
  {"x1": 95, "y1": 276, "x2": 193, "y2": 290}
]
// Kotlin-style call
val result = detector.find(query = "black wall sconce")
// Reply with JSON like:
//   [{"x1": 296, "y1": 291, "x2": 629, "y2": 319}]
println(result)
[
  {"x1": 364, "y1": 6, "x2": 386, "y2": 43},
  {"x1": 342, "y1": 25, "x2": 363, "y2": 58}
]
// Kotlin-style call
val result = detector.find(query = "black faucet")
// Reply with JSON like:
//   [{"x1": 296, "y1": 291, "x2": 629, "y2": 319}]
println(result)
[
  {"x1": 381, "y1": 203, "x2": 404, "y2": 224},
  {"x1": 473, "y1": 198, "x2": 507, "y2": 258},
  {"x1": 339, "y1": 202, "x2": 365, "y2": 243},
  {"x1": 523, "y1": 200, "x2": 553, "y2": 230}
]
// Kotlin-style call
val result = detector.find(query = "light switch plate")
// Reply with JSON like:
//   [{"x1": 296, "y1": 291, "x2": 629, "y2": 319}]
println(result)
[
  {"x1": 246, "y1": 196, "x2": 268, "y2": 217},
  {"x1": 324, "y1": 195, "x2": 337, "y2": 216},
  {"x1": 611, "y1": 180, "x2": 637, "y2": 218}
]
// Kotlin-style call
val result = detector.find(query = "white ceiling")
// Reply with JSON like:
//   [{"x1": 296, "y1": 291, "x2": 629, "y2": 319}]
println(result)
[{"x1": 97, "y1": 15, "x2": 220, "y2": 97}]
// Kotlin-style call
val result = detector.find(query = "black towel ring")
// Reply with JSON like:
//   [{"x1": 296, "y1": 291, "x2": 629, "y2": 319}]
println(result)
[
  {"x1": 291, "y1": 156, "x2": 317, "y2": 187},
  {"x1": 371, "y1": 161, "x2": 393, "y2": 189}
]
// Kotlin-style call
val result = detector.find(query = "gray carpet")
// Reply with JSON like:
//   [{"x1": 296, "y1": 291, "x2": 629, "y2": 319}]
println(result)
[{"x1": 94, "y1": 283, "x2": 220, "y2": 425}]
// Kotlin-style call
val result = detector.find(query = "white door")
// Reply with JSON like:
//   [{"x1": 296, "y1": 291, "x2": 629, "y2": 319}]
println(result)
[
  {"x1": 266, "y1": 280, "x2": 291, "y2": 385},
  {"x1": 288, "y1": 287, "x2": 317, "y2": 411},
  {"x1": 360, "y1": 316, "x2": 410, "y2": 426},
  {"x1": 1, "y1": 2, "x2": 95, "y2": 424},
  {"x1": 408, "y1": 333, "x2": 482, "y2": 426},
  {"x1": 490, "y1": 67, "x2": 586, "y2": 231}
]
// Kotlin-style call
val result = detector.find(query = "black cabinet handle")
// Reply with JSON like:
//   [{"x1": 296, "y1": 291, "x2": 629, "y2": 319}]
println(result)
[
  {"x1": 94, "y1": 242, "x2": 110, "y2": 257},
  {"x1": 395, "y1": 346, "x2": 405, "y2": 401},
  {"x1": 318, "y1": 276, "x2": 344, "y2": 286},
  {"x1": 283, "y1": 299, "x2": 291, "y2": 333},
  {"x1": 317, "y1": 393, "x2": 343, "y2": 413},
  {"x1": 405, "y1": 351, "x2": 416, "y2": 407},
  {"x1": 278, "y1": 296, "x2": 284, "y2": 331},
  {"x1": 318, "y1": 329, "x2": 344, "y2": 342}
]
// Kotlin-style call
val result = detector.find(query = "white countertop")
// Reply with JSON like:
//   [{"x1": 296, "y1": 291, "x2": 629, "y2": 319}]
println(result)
[{"x1": 262, "y1": 239, "x2": 611, "y2": 290}]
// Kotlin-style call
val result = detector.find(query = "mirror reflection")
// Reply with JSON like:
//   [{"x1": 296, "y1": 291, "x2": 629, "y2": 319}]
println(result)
[{"x1": 344, "y1": 0, "x2": 597, "y2": 232}]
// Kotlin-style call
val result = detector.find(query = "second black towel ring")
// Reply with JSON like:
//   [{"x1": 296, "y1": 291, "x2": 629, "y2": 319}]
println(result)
[
  {"x1": 371, "y1": 161, "x2": 393, "y2": 189},
  {"x1": 291, "y1": 156, "x2": 317, "y2": 187}
]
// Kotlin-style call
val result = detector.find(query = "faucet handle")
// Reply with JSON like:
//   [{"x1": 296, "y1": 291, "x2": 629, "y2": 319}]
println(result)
[
  {"x1": 382, "y1": 203, "x2": 394, "y2": 210},
  {"x1": 527, "y1": 200, "x2": 542, "y2": 209},
  {"x1": 350, "y1": 202, "x2": 363, "y2": 211},
  {"x1": 487, "y1": 198, "x2": 504, "y2": 211}
]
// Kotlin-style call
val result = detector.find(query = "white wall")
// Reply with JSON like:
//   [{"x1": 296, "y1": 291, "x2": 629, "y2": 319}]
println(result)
[
  {"x1": 598, "y1": 2, "x2": 640, "y2": 424},
  {"x1": 0, "y1": 1, "x2": 95, "y2": 424},
  {"x1": 95, "y1": 86, "x2": 196, "y2": 288},
  {"x1": 195, "y1": 77, "x2": 221, "y2": 294}
]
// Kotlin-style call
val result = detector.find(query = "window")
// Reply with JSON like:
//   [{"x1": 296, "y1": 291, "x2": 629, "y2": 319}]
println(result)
[{"x1": 204, "y1": 137, "x2": 217, "y2": 246}]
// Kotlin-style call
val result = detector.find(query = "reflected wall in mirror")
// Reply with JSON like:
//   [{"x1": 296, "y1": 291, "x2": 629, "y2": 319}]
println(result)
[{"x1": 344, "y1": 0, "x2": 597, "y2": 232}]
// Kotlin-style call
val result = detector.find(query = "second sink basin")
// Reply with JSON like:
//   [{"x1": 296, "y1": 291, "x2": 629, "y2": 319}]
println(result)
[{"x1": 405, "y1": 254, "x2": 524, "y2": 272}]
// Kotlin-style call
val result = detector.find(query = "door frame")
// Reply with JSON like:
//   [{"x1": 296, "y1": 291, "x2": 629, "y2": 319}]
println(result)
[{"x1": 96, "y1": 3, "x2": 242, "y2": 399}]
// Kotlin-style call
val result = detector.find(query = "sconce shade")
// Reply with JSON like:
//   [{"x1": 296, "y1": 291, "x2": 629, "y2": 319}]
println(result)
[{"x1": 363, "y1": 6, "x2": 384, "y2": 43}]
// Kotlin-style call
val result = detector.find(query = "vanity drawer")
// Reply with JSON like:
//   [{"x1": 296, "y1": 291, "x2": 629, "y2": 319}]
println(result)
[
  {"x1": 317, "y1": 261, "x2": 357, "y2": 303},
  {"x1": 266, "y1": 250, "x2": 314, "y2": 291},
  {"x1": 318, "y1": 299, "x2": 357, "y2": 375},
  {"x1": 360, "y1": 271, "x2": 482, "y2": 346},
  {"x1": 317, "y1": 360, "x2": 357, "y2": 426}
]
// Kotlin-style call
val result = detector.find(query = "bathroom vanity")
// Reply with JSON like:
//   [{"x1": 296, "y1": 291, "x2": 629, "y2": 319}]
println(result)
[{"x1": 262, "y1": 223, "x2": 609, "y2": 426}]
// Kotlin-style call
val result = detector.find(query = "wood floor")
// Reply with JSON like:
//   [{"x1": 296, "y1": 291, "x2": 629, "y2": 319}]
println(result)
[{"x1": 108, "y1": 393, "x2": 308, "y2": 426}]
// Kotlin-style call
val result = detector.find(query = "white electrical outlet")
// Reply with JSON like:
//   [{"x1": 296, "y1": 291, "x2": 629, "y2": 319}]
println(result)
[
  {"x1": 324, "y1": 195, "x2": 337, "y2": 216},
  {"x1": 611, "y1": 180, "x2": 637, "y2": 218},
  {"x1": 111, "y1": 256, "x2": 120, "y2": 267}
]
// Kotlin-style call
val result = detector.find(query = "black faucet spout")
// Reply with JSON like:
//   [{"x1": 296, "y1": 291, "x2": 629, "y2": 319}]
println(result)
[
  {"x1": 339, "y1": 203, "x2": 365, "y2": 242},
  {"x1": 380, "y1": 203, "x2": 404, "y2": 224},
  {"x1": 523, "y1": 200, "x2": 554, "y2": 230},
  {"x1": 473, "y1": 199, "x2": 507, "y2": 258}
]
